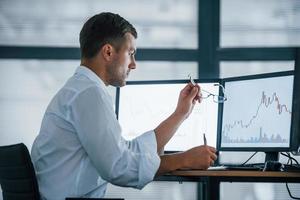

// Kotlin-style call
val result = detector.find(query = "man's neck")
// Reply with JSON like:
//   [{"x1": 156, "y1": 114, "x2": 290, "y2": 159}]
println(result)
[{"x1": 80, "y1": 59, "x2": 108, "y2": 86}]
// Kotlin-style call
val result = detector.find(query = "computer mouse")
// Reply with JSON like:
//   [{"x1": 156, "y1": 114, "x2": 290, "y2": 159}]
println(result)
[{"x1": 263, "y1": 161, "x2": 284, "y2": 171}]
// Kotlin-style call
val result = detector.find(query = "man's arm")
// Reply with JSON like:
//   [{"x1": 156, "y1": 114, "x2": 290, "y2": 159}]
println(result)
[
  {"x1": 154, "y1": 83, "x2": 200, "y2": 153},
  {"x1": 154, "y1": 112, "x2": 185, "y2": 154},
  {"x1": 71, "y1": 86, "x2": 160, "y2": 189},
  {"x1": 153, "y1": 82, "x2": 218, "y2": 174},
  {"x1": 156, "y1": 145, "x2": 217, "y2": 176}
]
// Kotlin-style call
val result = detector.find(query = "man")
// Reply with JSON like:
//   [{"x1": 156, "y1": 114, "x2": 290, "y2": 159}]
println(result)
[{"x1": 31, "y1": 12, "x2": 217, "y2": 200}]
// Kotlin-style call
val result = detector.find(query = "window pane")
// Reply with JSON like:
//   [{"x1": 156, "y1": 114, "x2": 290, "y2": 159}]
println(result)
[
  {"x1": 106, "y1": 182, "x2": 197, "y2": 200},
  {"x1": 128, "y1": 61, "x2": 198, "y2": 80},
  {"x1": 221, "y1": 0, "x2": 300, "y2": 47},
  {"x1": 0, "y1": 0, "x2": 198, "y2": 48},
  {"x1": 0, "y1": 60, "x2": 77, "y2": 150},
  {"x1": 220, "y1": 61, "x2": 294, "y2": 78},
  {"x1": 221, "y1": 182, "x2": 300, "y2": 200}
]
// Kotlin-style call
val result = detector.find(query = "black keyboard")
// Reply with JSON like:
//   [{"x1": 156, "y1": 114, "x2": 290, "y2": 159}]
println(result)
[
  {"x1": 208, "y1": 165, "x2": 262, "y2": 171},
  {"x1": 283, "y1": 165, "x2": 300, "y2": 172},
  {"x1": 225, "y1": 166, "x2": 261, "y2": 171}
]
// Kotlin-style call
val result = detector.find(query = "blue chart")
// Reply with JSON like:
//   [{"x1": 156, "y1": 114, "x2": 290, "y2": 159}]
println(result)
[{"x1": 221, "y1": 75, "x2": 294, "y2": 148}]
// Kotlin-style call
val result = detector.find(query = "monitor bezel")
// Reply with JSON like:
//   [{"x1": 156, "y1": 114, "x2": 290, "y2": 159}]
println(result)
[
  {"x1": 291, "y1": 48, "x2": 300, "y2": 153},
  {"x1": 115, "y1": 78, "x2": 221, "y2": 153},
  {"x1": 217, "y1": 70, "x2": 295, "y2": 152}
]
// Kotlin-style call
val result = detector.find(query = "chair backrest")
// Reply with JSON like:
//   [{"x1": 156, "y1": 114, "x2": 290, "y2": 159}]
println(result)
[{"x1": 0, "y1": 143, "x2": 40, "y2": 200}]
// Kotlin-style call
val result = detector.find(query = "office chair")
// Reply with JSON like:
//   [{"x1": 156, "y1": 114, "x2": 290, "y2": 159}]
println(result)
[{"x1": 0, "y1": 143, "x2": 123, "y2": 200}]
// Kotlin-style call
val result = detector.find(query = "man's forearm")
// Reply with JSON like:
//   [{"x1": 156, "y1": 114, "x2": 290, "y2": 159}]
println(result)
[
  {"x1": 155, "y1": 153, "x2": 186, "y2": 176},
  {"x1": 155, "y1": 145, "x2": 217, "y2": 176},
  {"x1": 154, "y1": 112, "x2": 185, "y2": 153}
]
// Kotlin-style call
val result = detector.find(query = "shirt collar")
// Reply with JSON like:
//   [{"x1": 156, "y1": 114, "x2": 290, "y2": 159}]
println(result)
[{"x1": 75, "y1": 65, "x2": 107, "y2": 88}]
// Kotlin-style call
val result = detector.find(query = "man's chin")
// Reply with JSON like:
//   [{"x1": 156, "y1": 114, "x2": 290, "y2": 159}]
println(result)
[
  {"x1": 119, "y1": 82, "x2": 126, "y2": 87},
  {"x1": 111, "y1": 80, "x2": 126, "y2": 87}
]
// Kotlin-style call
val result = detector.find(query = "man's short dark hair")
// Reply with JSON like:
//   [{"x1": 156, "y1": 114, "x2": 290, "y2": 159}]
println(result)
[{"x1": 79, "y1": 12, "x2": 137, "y2": 59}]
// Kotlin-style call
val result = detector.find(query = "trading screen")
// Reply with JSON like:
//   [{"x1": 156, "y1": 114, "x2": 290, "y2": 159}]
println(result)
[{"x1": 221, "y1": 75, "x2": 294, "y2": 148}]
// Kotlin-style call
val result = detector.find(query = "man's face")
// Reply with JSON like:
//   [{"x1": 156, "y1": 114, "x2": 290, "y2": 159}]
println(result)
[{"x1": 106, "y1": 33, "x2": 137, "y2": 87}]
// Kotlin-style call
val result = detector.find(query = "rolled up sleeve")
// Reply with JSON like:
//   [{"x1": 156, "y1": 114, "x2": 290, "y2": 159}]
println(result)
[
  {"x1": 68, "y1": 86, "x2": 160, "y2": 189},
  {"x1": 124, "y1": 130, "x2": 160, "y2": 189}
]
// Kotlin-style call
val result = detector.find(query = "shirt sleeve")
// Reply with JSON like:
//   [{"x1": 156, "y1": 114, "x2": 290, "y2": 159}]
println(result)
[{"x1": 68, "y1": 86, "x2": 160, "y2": 189}]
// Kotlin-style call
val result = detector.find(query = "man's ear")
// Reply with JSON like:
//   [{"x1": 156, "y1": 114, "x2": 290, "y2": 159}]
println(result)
[{"x1": 101, "y1": 44, "x2": 114, "y2": 61}]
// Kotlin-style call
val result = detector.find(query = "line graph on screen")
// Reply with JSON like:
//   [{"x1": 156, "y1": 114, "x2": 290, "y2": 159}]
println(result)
[{"x1": 221, "y1": 75, "x2": 293, "y2": 148}]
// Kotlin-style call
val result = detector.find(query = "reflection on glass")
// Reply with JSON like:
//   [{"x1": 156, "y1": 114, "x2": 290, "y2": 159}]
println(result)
[
  {"x1": 221, "y1": 0, "x2": 300, "y2": 47},
  {"x1": 0, "y1": 0, "x2": 197, "y2": 48}
]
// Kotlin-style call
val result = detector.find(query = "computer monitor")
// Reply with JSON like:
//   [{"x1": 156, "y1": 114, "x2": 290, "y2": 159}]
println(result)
[
  {"x1": 116, "y1": 80, "x2": 220, "y2": 152},
  {"x1": 218, "y1": 71, "x2": 296, "y2": 161}
]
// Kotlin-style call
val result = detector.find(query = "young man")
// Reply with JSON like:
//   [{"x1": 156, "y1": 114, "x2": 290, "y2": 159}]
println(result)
[{"x1": 31, "y1": 12, "x2": 217, "y2": 200}]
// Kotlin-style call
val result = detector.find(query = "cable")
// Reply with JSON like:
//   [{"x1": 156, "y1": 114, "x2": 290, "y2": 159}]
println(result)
[
  {"x1": 241, "y1": 152, "x2": 258, "y2": 166},
  {"x1": 281, "y1": 152, "x2": 300, "y2": 199},
  {"x1": 287, "y1": 152, "x2": 298, "y2": 165},
  {"x1": 281, "y1": 152, "x2": 292, "y2": 164},
  {"x1": 286, "y1": 183, "x2": 300, "y2": 199},
  {"x1": 281, "y1": 152, "x2": 299, "y2": 166}
]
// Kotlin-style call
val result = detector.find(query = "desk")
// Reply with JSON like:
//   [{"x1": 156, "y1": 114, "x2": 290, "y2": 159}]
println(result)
[{"x1": 155, "y1": 170, "x2": 300, "y2": 200}]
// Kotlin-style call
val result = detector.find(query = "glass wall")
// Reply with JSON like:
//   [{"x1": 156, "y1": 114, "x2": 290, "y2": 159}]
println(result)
[
  {"x1": 0, "y1": 0, "x2": 198, "y2": 48},
  {"x1": 220, "y1": 1, "x2": 300, "y2": 198},
  {"x1": 0, "y1": 60, "x2": 77, "y2": 150},
  {"x1": 221, "y1": 0, "x2": 300, "y2": 47},
  {"x1": 129, "y1": 61, "x2": 198, "y2": 80},
  {"x1": 106, "y1": 182, "x2": 197, "y2": 200},
  {"x1": 221, "y1": 182, "x2": 300, "y2": 200}
]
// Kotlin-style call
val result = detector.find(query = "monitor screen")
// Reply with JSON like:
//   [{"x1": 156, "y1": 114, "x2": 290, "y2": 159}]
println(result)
[
  {"x1": 117, "y1": 80, "x2": 220, "y2": 151},
  {"x1": 219, "y1": 72, "x2": 294, "y2": 151}
]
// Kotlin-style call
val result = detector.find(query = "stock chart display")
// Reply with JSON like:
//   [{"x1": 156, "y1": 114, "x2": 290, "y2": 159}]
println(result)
[{"x1": 221, "y1": 75, "x2": 294, "y2": 148}]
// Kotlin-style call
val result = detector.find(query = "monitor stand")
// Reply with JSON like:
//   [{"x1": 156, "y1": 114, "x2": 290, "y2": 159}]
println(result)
[{"x1": 265, "y1": 152, "x2": 279, "y2": 162}]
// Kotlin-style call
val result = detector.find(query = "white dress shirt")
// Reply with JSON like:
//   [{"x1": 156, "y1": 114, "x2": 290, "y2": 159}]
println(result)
[{"x1": 31, "y1": 66, "x2": 160, "y2": 200}]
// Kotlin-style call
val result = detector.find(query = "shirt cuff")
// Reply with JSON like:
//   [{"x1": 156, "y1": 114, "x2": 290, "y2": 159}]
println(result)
[{"x1": 134, "y1": 130, "x2": 161, "y2": 189}]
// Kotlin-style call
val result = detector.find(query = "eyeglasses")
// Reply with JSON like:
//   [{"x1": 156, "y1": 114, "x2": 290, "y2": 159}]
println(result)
[
  {"x1": 188, "y1": 74, "x2": 227, "y2": 103},
  {"x1": 202, "y1": 84, "x2": 227, "y2": 103}
]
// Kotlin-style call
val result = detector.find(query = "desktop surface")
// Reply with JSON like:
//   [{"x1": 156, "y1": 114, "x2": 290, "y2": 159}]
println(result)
[{"x1": 168, "y1": 169, "x2": 300, "y2": 178}]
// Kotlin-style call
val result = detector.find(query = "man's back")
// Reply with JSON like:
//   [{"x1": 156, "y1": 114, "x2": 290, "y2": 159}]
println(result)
[
  {"x1": 31, "y1": 66, "x2": 109, "y2": 199},
  {"x1": 31, "y1": 66, "x2": 160, "y2": 200}
]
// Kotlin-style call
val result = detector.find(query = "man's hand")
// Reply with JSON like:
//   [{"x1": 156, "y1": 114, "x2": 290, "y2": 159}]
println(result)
[
  {"x1": 156, "y1": 145, "x2": 217, "y2": 175},
  {"x1": 175, "y1": 83, "x2": 202, "y2": 120},
  {"x1": 181, "y1": 145, "x2": 217, "y2": 170}
]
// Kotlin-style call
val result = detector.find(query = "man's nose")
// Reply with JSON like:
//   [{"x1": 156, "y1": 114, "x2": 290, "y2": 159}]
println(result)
[{"x1": 129, "y1": 58, "x2": 136, "y2": 69}]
